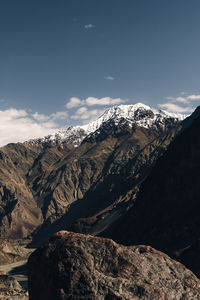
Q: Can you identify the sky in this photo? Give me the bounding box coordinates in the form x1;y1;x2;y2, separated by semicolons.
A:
0;0;200;145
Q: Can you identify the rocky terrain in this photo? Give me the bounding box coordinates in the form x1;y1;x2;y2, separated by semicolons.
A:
0;103;183;245
0;273;28;300
0;242;30;299
28;231;200;300
106;106;200;277
0;238;32;265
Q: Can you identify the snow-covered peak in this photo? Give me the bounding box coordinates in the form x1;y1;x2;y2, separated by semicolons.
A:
80;103;185;133
26;103;186;147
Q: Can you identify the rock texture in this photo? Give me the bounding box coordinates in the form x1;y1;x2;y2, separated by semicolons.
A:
28;231;200;300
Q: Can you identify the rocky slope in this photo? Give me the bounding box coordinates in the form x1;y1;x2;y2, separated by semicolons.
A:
0;143;43;238
0;238;32;265
0;103;183;243
0;273;27;299
0;142;68;239
28;231;200;300
107;106;200;277
29;121;181;245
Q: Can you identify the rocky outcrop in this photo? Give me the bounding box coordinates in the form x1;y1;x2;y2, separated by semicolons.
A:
27;231;200;300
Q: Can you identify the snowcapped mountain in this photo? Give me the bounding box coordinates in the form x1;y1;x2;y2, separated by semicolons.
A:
26;103;186;147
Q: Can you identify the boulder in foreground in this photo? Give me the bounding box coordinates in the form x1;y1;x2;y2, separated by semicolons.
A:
27;231;200;300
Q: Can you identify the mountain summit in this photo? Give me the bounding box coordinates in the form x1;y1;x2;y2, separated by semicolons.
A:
27;103;186;147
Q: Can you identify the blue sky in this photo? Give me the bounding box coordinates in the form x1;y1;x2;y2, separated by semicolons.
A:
0;0;200;144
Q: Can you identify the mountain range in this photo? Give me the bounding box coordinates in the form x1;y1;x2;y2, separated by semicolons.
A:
2;102;200;298
0;103;183;245
27;103;185;147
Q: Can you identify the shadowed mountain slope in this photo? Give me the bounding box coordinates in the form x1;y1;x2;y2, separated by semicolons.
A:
107;106;200;276
30;122;180;246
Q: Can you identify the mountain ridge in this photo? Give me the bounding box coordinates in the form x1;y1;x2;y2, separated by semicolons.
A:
25;103;186;147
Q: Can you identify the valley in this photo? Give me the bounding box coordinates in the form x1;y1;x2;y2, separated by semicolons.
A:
0;103;200;299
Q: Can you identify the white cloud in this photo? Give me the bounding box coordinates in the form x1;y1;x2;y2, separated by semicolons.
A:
86;97;126;106
66;96;127;109
32;111;68;122
187;94;200;101
71;107;104;121
32;112;49;121
66;97;82;109
51;111;68;120
168;94;200;104
75;107;88;115
0;106;71;146
67;96;126;122
175;97;188;104
4;108;28;118
84;24;94;30
104;76;114;81
0;108;59;146
161;93;200;115
159;103;194;114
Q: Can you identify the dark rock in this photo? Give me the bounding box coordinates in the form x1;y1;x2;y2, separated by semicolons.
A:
27;231;200;300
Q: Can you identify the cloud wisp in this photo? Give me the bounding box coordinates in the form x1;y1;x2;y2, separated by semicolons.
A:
84;24;94;30
66;96;127;109
159;93;200;114
66;96;127;122
104;76;114;81
159;103;194;114
66;97;82;109
71;107;105;122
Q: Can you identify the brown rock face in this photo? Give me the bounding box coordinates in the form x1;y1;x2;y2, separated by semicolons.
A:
27;231;200;300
